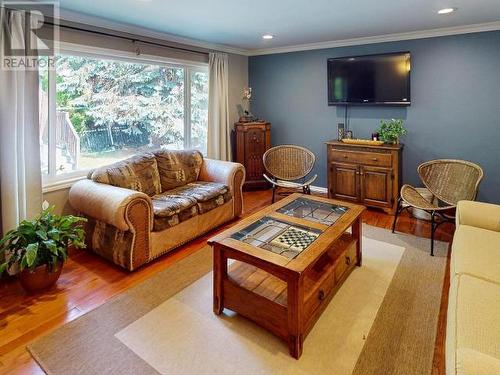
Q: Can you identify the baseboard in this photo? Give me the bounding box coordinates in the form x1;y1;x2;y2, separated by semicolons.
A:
310;185;328;194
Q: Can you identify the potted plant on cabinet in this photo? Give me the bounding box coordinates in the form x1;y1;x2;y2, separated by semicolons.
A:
377;119;407;144
0;206;86;293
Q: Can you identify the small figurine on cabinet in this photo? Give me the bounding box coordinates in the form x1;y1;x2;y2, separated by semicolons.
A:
239;87;256;123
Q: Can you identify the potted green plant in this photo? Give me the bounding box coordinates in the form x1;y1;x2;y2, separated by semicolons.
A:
377;119;407;144
0;206;86;293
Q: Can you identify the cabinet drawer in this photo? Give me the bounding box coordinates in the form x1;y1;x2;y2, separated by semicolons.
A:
334;242;357;282
330;149;392;167
303;270;335;319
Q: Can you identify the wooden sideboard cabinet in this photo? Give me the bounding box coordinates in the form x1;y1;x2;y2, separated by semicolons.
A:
234;121;271;190
326;141;403;214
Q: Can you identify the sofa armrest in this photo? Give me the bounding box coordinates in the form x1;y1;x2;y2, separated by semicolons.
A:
456;200;500;232
69;179;153;231
199;159;246;216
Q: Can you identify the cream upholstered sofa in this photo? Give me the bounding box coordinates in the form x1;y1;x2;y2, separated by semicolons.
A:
69;149;245;271
446;200;500;374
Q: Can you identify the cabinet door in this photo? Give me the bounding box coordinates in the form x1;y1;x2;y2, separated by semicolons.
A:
360;166;393;208
329;162;359;202
244;128;266;182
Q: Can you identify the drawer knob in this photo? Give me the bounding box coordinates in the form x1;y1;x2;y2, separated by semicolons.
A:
346;256;351;265
372;158;378;161
318;289;326;301
343;155;348;158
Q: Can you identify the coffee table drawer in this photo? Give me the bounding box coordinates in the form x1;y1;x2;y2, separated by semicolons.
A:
303;271;335;319
334;242;357;282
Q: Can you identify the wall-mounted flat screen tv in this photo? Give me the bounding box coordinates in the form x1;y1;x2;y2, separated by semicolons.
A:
327;52;411;106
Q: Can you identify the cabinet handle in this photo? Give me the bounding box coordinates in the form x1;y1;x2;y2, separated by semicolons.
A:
371;157;378;161
346;256;351;265
343;155;348;158
318;289;326;301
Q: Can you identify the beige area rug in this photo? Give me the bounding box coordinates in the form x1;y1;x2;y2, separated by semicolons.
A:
28;225;447;375
115;236;404;375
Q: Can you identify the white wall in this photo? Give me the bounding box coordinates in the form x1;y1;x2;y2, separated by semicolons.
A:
43;187;74;215
228;53;249;127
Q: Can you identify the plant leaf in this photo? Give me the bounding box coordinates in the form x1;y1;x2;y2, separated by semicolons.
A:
20;255;28;270
44;240;58;255
25;243;39;267
0;229;16;247
36;229;48;240
47;228;60;240
51;255;60;271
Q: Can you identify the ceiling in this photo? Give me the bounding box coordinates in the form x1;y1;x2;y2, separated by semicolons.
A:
59;0;500;53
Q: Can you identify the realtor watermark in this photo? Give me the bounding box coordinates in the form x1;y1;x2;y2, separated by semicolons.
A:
1;1;58;70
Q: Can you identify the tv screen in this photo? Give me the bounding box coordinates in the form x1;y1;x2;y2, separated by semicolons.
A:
327;52;411;106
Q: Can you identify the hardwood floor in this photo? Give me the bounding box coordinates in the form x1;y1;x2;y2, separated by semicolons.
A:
0;190;454;374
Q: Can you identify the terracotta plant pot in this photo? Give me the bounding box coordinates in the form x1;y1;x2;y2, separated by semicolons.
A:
18;263;63;293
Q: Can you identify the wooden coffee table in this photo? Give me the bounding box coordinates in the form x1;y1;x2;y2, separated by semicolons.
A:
208;193;365;359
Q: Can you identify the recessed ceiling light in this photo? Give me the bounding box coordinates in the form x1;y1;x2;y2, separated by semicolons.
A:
438;7;457;14
262;34;274;40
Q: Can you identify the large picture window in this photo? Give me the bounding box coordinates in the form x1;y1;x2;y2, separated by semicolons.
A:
39;50;208;185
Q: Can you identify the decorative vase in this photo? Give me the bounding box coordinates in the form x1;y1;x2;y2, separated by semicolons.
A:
18;262;63;293
388;137;399;145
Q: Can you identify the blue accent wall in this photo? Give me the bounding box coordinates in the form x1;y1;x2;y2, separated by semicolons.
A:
249;31;500;203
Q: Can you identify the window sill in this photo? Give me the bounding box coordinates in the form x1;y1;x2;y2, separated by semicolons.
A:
42;175;87;193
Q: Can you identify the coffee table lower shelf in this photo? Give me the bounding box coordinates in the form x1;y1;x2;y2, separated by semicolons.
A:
214;233;359;359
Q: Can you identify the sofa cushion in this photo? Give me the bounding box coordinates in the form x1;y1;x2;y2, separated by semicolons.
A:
152;205;198;232
451;225;500;284
151;182;232;231
89;153;161;196
446;274;500;374
153;149;203;191
151;193;198;231
167;181;232;214
152;194;197;217
197;191;233;214
168;181;230;202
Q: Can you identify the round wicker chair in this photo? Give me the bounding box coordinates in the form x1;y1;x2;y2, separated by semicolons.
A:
263;145;318;203
392;159;484;255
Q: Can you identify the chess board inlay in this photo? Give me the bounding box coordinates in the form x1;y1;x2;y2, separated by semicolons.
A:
231;217;322;259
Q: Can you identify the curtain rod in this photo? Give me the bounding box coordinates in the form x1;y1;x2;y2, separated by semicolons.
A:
46;21;210;57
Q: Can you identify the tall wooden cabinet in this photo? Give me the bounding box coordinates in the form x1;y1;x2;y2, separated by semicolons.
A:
234;121;271;190
326;141;403;214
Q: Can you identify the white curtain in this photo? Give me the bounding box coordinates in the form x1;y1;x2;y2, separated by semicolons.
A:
207;52;231;161
0;9;43;233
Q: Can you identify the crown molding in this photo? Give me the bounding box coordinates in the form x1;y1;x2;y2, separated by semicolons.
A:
53;11;500;58
57;9;250;56
247;21;500;56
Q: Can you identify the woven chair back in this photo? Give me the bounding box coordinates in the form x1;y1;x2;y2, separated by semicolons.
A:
263;145;316;181
418;159;484;206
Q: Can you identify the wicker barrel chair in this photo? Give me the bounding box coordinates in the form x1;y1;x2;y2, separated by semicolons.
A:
263;145;318;203
392;159;484;255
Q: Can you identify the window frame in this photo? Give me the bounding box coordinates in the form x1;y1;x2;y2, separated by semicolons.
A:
42;42;209;189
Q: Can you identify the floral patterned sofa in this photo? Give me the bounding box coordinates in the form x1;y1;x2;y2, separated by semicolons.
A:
69;149;245;270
